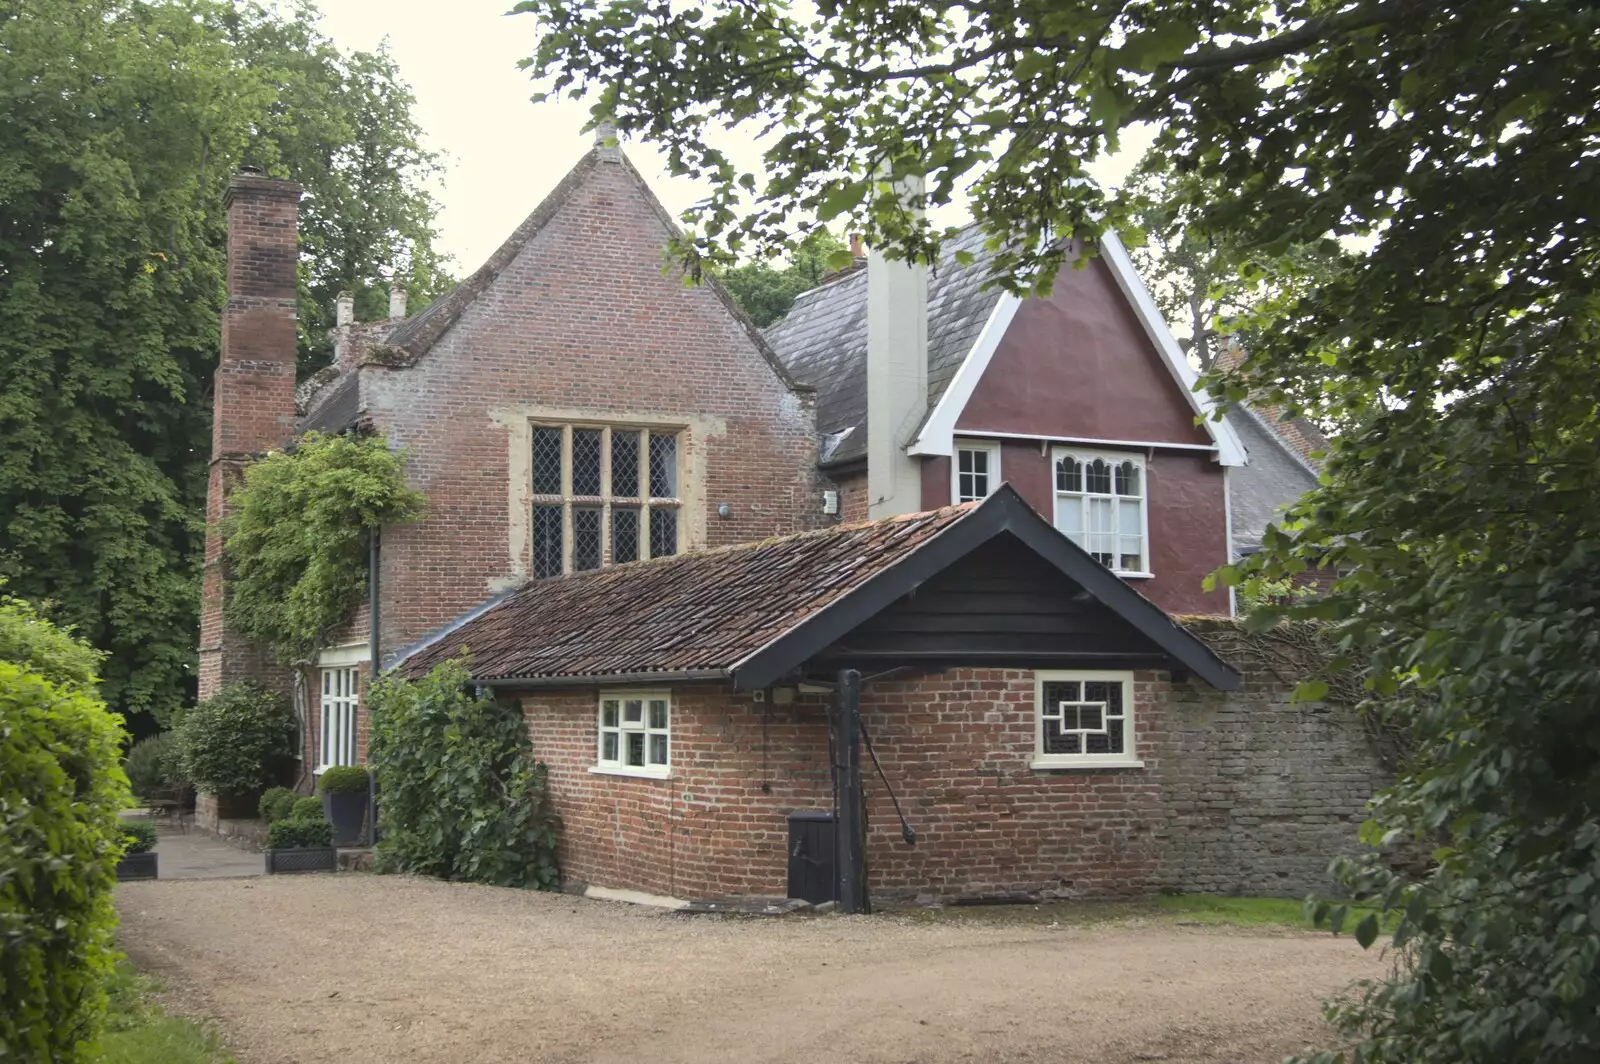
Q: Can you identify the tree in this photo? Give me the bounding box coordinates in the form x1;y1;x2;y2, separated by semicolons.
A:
0;0;448;730
515;2;1600;1059
716;227;847;327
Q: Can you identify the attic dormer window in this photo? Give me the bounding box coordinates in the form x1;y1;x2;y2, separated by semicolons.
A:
1052;449;1148;575
530;424;681;578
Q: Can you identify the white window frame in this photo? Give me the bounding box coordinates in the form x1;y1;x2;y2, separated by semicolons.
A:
1031;670;1142;770
316;643;367;772
1051;447;1152;577
952;439;1002;503
591;690;672;780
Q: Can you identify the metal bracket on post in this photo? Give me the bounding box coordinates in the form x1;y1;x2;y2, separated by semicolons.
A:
835;668;866;914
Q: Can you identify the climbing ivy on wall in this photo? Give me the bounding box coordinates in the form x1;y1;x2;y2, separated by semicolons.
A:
224;431;423;664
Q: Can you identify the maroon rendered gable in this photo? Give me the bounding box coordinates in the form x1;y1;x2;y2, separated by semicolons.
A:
955;255;1213;446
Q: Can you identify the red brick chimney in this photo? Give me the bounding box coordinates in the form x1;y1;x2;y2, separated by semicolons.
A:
198;169;301;717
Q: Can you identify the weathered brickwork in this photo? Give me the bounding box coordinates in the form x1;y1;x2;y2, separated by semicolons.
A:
520;652;1386;904
355;151;823;668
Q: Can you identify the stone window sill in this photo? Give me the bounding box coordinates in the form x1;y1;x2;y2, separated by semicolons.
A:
1030;758;1146;772
1114;571;1155;580
589;764;673;781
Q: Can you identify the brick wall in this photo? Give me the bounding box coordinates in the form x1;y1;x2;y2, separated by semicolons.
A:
359;149;823;666
517;643;1387;903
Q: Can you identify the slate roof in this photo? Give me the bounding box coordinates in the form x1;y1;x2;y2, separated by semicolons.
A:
399;503;975;684
396;485;1241;691
764;225;1004;466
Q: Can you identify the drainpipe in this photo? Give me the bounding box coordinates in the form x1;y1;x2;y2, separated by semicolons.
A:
835;669;866;914
367;526;380;846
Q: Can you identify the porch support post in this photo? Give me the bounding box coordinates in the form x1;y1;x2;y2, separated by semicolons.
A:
836;668;866;914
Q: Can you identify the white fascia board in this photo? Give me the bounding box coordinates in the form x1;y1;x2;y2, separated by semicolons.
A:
1098;232;1248;467
907;293;1022;457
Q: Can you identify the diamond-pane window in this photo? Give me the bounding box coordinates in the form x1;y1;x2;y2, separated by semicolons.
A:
532;427;563;495
532;504;562;579
650;507;677;558
527;424;682;577
572;429;602;496
649;433;677;498
611;507;639;564
611;432;640;499
573;507;602;572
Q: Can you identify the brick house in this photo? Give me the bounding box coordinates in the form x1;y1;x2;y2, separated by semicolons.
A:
200;132;1381;902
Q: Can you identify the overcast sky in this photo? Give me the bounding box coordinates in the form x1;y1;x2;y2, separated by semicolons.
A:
314;0;1149;276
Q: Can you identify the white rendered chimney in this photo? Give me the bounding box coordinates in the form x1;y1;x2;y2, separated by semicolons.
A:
866;179;929;519
388;282;407;320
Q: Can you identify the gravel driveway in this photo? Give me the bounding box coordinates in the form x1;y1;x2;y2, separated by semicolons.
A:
116;876;1380;1064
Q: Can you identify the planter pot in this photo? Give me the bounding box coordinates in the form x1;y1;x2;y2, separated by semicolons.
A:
264;846;337;874
322;791;368;847
117;851;159;882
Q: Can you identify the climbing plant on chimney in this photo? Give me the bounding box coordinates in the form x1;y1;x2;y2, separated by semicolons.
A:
223;431;423;664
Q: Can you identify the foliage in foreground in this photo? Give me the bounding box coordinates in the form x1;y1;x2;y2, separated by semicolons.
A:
224;431;424;665
0;0;449;730
0;605;129;1061
370;659;560;889
94;961;235;1064
515;1;1600;1059
173;682;295;798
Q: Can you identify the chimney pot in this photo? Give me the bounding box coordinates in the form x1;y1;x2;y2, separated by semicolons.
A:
388;282;407;320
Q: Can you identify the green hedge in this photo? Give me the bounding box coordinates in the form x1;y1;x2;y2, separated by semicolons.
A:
121;821;158;855
173;682;294;797
266;817;332;849
123;732;186;800
0;659;130;1060
258;786;298;824
369;658;559;888
317;764;370;795
290;796;323;822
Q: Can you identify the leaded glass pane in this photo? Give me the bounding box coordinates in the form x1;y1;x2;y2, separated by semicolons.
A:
601;700;619;727
532;427;563;495
626;732;646;767
602;732;618;761
650;507;678;558
573;507;602;572
611;431;641;499
649;433;677;498
1056;457;1081;492
648;700;667;729
1115;461;1140;497
611;507;639;564
1085;458;1112;494
572;429;602;496
532;504;563;578
649;734;668;766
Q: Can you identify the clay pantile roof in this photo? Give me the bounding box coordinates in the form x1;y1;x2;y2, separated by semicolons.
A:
395;486;1242;691
764;225;1004;466
398;503;976;684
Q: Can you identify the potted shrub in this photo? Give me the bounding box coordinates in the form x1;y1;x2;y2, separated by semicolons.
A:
258;785;298;824
117;822;159;881
318;765;371;846
263;809;336;874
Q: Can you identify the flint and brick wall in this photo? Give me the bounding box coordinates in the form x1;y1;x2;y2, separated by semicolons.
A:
520;650;1387;903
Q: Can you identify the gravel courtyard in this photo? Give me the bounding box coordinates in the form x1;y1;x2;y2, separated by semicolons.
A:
116;876;1381;1064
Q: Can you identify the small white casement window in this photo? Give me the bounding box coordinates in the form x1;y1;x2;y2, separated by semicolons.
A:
1032;671;1141;769
319;666;361;769
1053;449;1149;575
953;440;1001;503
594;692;670;779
